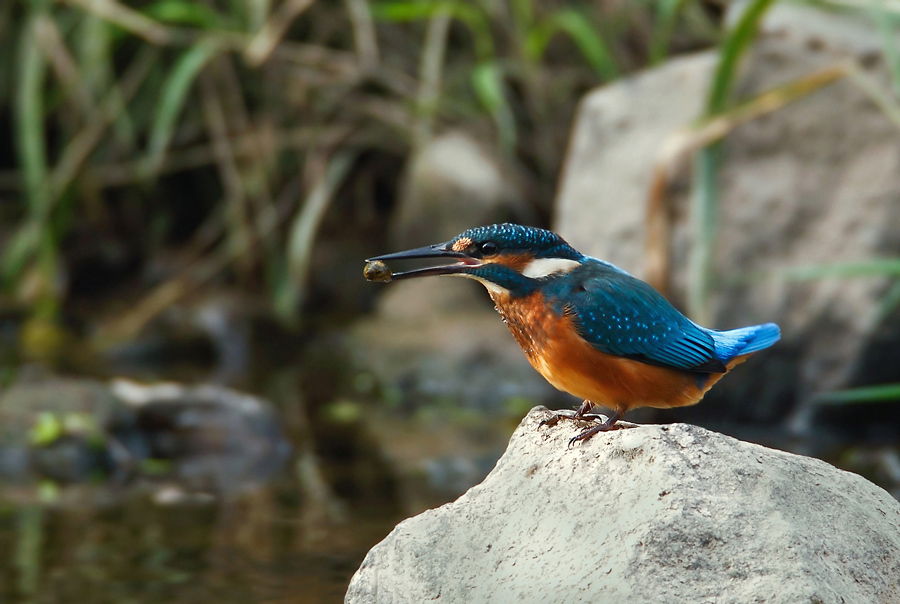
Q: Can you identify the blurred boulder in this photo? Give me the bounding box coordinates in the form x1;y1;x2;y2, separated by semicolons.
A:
554;8;900;426
347;408;900;604
111;379;291;493
100;291;267;386
352;291;561;415
391;130;525;248
0;374;124;483
0;374;290;492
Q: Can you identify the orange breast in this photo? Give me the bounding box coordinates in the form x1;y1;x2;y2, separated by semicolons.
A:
490;291;747;413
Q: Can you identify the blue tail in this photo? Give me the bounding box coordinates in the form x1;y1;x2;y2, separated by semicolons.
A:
708;322;781;364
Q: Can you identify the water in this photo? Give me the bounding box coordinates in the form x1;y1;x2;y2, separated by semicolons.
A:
0;474;402;603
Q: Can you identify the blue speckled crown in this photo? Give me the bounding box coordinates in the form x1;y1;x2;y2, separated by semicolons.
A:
452;223;583;260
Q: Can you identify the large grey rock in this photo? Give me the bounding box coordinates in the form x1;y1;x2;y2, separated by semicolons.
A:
556;51;717;274
554;9;900;418
347;407;900;604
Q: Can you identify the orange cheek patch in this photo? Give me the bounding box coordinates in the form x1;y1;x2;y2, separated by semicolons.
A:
489;253;534;272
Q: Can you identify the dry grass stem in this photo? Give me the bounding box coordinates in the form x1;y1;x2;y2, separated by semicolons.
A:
62;0;177;45
343;0;380;72
79;125;347;187
245;0;317;67
34;16;96;118
281;150;357;314
199;71;255;274
47;47;157;201
412;9;452;150
643;60;851;292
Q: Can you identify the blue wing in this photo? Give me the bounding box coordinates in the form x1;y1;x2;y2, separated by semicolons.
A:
551;261;725;373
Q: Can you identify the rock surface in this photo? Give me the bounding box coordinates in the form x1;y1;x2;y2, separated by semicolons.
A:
346;407;900;604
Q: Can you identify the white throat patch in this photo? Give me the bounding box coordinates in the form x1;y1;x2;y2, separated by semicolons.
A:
451;272;510;296
469;275;509;296
521;258;580;279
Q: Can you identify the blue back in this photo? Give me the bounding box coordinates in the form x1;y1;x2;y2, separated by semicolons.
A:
546;259;780;373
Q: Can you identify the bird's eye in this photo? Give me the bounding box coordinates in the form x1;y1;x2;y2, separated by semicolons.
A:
480;241;499;256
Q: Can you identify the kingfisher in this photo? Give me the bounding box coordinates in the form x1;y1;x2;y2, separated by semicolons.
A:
365;223;780;445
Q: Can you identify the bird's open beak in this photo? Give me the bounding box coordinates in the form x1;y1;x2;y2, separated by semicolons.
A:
366;243;480;280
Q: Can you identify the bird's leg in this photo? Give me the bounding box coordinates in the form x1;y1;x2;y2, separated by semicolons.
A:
568;409;622;447
539;400;603;428
572;400;594;420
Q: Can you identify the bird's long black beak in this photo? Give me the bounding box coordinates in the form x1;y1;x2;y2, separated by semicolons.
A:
366;243;479;280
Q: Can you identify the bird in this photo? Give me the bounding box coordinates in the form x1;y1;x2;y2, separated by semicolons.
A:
365;223;780;445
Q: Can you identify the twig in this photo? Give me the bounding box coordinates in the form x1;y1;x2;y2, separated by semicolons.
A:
343;0;380;72
61;0;420;103
91;143;352;345
85;124;350;187
199;69;255;275
62;0;179;45
244;0;317;67
643;60;851;294
210;56;280;260
412;8;452;150
277;150;357;319
34;15;96;118
47;46;158;201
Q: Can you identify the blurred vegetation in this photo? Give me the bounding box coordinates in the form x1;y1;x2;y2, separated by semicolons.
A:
1;0;899;403
0;0;719;347
2;2;900;601
683;0;900;404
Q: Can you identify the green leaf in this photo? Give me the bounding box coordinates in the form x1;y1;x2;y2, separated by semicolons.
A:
373;1;493;58
372;1;437;21
321;399;364;424
525;10;617;79
143;41;220;178
15;18;49;217
650;0;690;64
707;0;776;115
690;0;775;321
277;151;357;321
471;61;516;152
143;0;225;29
1;221;40;285
548;9;619;80
141;458;174;475
816;383;900;405
38;480;60;503
29;412;63;447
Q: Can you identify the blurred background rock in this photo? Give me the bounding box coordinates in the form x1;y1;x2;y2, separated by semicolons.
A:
0;0;899;602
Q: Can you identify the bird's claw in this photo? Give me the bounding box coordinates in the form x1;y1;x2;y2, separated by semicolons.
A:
567;422;616;447
538;415;562;429
543;408;623;447
538;408;588;429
